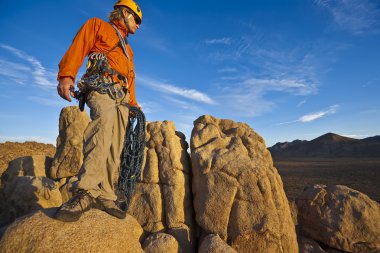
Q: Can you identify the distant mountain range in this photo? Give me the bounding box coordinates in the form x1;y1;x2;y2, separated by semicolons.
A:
268;133;380;159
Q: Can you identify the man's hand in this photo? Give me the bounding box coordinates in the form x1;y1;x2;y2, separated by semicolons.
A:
57;77;75;102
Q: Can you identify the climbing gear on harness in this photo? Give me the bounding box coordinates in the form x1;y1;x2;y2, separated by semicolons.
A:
114;0;142;24
74;52;127;111
76;52;127;98
117;105;146;211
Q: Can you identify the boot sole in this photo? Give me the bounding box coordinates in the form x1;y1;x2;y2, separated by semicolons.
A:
55;210;82;222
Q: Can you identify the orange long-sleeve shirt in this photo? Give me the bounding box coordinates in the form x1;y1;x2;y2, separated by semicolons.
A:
58;17;138;106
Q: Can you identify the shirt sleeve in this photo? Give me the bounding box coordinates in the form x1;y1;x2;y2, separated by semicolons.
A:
57;18;100;81
128;77;138;106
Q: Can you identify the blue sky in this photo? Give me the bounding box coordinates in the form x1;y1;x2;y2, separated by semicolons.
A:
0;0;379;147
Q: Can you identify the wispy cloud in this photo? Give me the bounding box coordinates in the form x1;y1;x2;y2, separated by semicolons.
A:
0;44;56;88
205;37;233;45
164;96;200;111
198;22;350;117
299;105;339;122
243;78;317;96
138;75;216;105
341;134;369;139
362;77;379;88
276;104;340;125
360;109;379;114
217;67;238;74
297;99;307;107
138;101;162;114
78;9;90;17
219;77;317;117
314;0;380;34
0;59;31;84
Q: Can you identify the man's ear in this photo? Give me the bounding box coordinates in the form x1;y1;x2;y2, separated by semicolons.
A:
121;8;127;18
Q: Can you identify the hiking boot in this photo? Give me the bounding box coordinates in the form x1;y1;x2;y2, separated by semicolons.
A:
55;190;95;222
95;198;126;219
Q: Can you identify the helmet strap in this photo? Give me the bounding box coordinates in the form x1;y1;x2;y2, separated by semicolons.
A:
117;8;131;31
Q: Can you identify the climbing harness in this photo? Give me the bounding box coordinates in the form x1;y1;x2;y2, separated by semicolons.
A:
74;23;132;111
77;52;126;95
116;105;146;211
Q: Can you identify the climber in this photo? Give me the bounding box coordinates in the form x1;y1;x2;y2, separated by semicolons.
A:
56;0;142;222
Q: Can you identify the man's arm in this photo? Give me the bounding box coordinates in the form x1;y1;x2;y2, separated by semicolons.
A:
57;18;100;101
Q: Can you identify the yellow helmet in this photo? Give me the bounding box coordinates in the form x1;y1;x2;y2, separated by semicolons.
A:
114;0;142;24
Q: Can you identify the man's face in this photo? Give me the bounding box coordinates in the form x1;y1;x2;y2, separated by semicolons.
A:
123;10;140;34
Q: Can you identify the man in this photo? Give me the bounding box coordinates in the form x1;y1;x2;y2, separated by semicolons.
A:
56;0;142;222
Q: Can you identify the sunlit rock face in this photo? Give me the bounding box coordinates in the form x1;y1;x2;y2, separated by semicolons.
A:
297;184;380;253
49;106;90;180
0;210;144;253
190;115;298;253
128;120;196;253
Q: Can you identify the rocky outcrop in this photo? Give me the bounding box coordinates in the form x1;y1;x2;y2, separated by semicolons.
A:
0;155;60;227
199;234;237;253
3;109;379;252
1;155;52;183
190;115;298;253
0;209;144;253
143;233;181;253
297;184;380;253
128;121;196;252
0;141;55;179
49;106;90;179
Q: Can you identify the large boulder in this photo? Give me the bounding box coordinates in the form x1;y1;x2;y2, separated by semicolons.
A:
128;121;196;252
0;209;144;253
190;115;298;253
297;184;380;253
49;106;90;179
